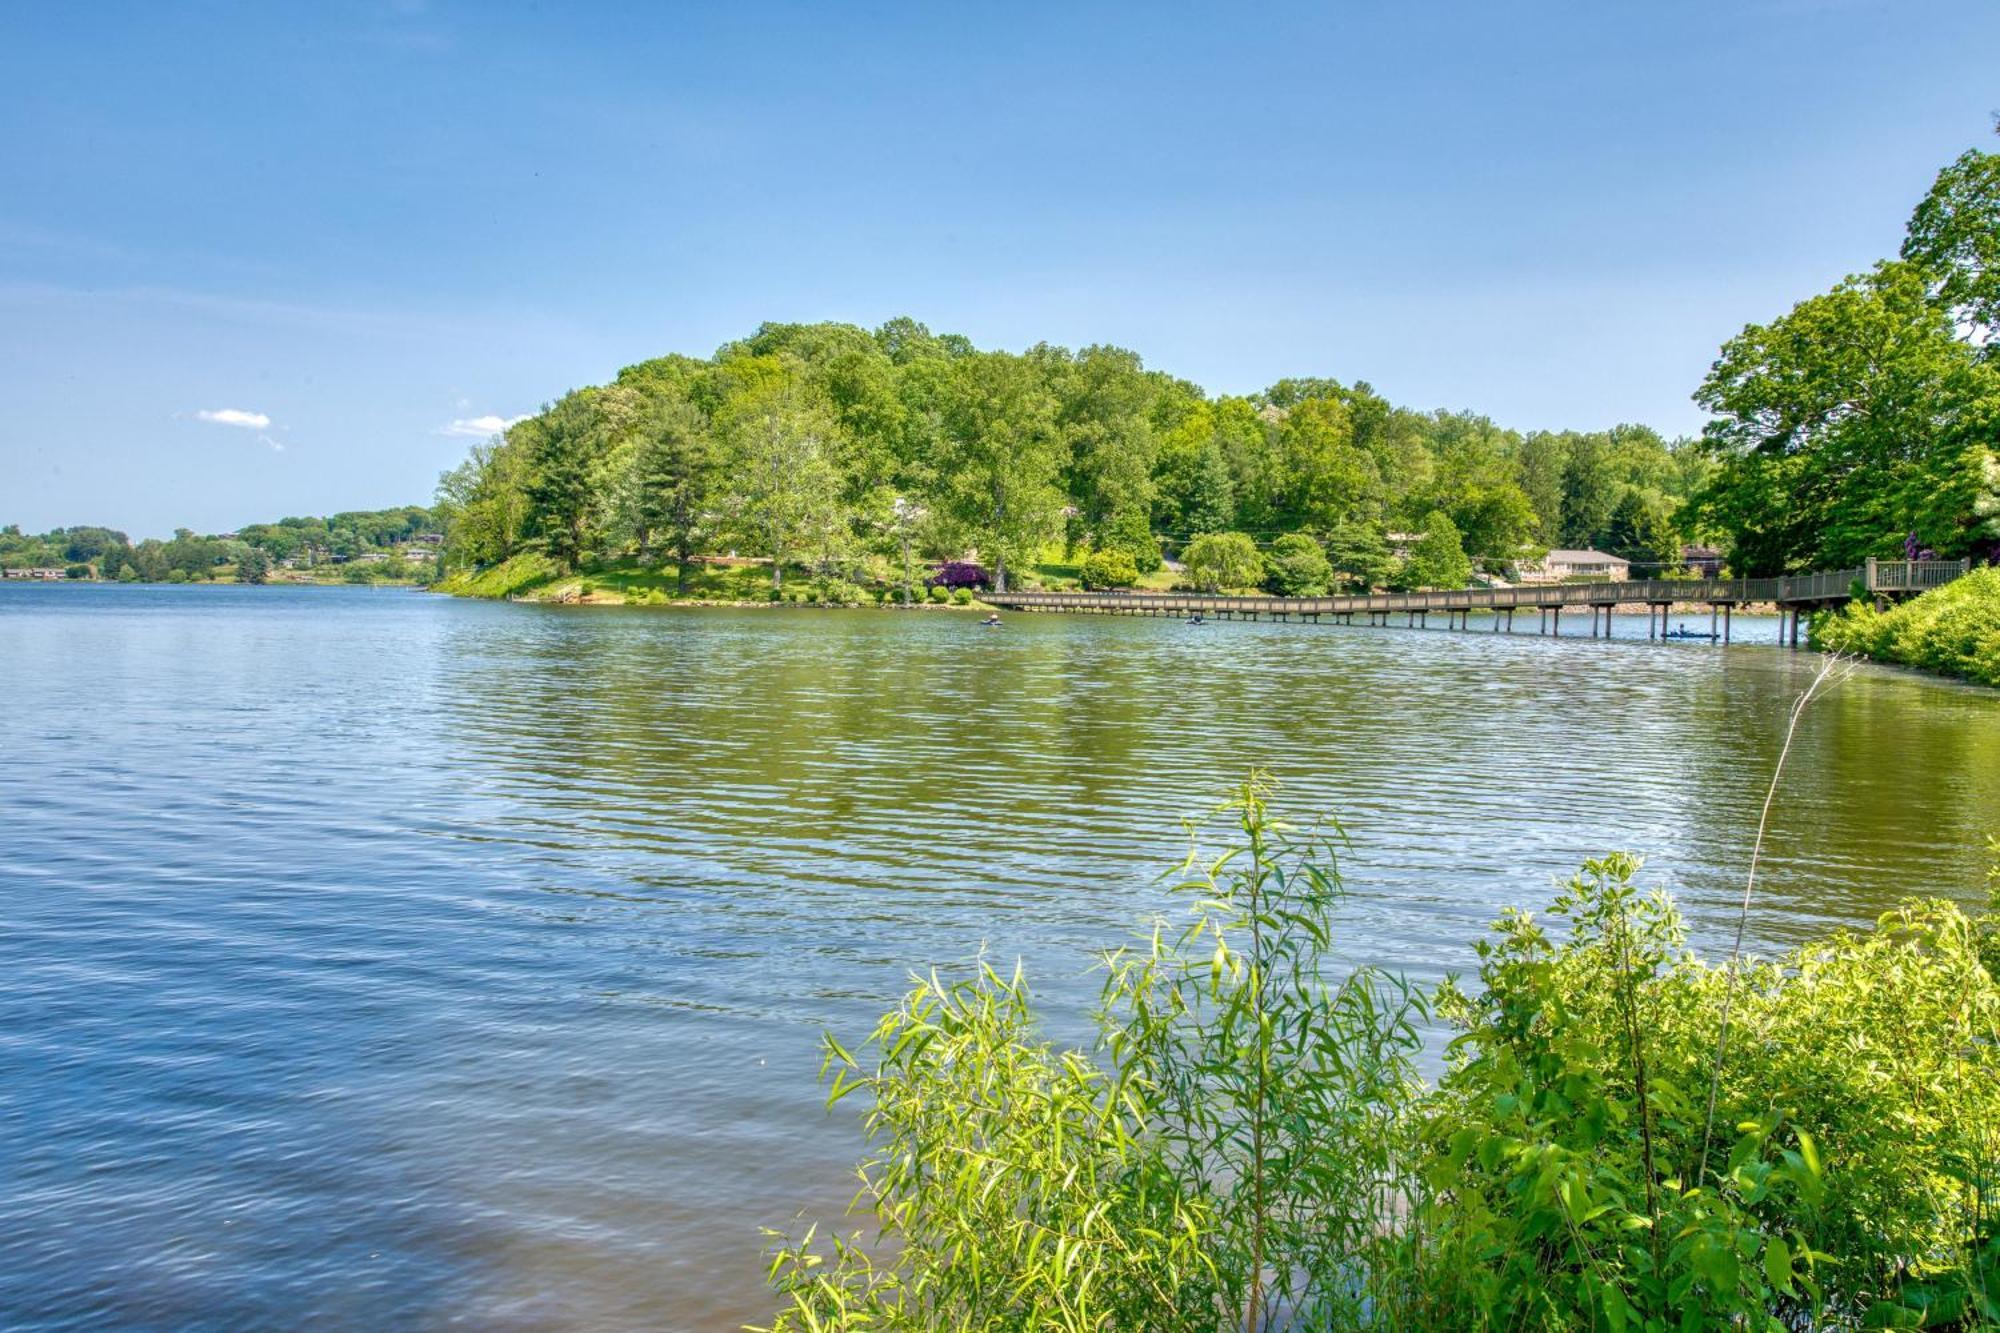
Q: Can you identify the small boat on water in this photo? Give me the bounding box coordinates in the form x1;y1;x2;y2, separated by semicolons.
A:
1664;629;1720;641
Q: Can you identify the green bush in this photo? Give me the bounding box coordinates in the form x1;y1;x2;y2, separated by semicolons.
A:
1182;532;1264;593
928;584;950;604
788;588;811;605
1815;566;2000;685
1079;547;1140;590
1263;532;1333;597
762;781;2000;1332
812;578;867;607
768;585;786;602
950;586;974;605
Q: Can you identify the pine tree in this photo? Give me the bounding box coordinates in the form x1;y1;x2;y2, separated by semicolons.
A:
632;397;719;592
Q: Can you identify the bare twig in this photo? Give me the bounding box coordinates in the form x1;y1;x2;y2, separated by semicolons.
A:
1698;652;1860;1179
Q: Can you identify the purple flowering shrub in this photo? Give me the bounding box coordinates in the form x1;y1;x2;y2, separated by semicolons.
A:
927;561;991;590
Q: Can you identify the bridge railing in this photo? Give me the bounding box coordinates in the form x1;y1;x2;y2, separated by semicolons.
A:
988;573;1868;617
1866;558;1969;592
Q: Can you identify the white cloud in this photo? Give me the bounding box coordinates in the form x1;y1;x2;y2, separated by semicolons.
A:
195;407;272;429
437;413;527;438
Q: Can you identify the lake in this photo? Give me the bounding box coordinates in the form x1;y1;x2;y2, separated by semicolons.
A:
4;583;1996;1329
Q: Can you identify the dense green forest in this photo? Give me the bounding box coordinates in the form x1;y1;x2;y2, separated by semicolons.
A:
0;507;438;583
432;322;1708;596
434;142;2000;595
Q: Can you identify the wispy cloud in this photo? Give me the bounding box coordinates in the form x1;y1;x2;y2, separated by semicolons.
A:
196;407;272;429
437;413;526;438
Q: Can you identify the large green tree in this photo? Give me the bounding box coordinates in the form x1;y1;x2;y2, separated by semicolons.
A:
1400;510;1472;590
522;390;613;571
723;373;846;591
1696;261;2000;572
935;352;1064;592
631;395;720;591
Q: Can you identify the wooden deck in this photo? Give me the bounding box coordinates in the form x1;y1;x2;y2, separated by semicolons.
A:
982;558;1970;646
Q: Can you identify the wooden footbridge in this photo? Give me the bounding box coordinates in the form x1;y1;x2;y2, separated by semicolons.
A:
984;558;1971;646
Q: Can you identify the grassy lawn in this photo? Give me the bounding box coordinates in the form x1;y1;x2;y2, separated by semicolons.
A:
436;553;996;609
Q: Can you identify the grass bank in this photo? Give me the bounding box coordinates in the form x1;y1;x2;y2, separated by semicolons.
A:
434;553;989;609
1814;566;2000;686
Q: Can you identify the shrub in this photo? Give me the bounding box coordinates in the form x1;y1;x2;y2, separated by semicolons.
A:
1182;532;1264;592
928;584;950;604
950;586;974;605
767;586;785;602
789;588;811;605
760;779;1425;1332
763;781;2000;1332
1815;566;2000;686
928;561;991;590
63;563;90;580
812;578;867;607
1263;533;1333;597
1079;547;1140;590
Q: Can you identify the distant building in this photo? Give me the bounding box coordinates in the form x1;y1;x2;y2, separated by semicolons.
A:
1385;531;1422;561
1682;543;1723;577
1514;549;1631;584
1;567;68;580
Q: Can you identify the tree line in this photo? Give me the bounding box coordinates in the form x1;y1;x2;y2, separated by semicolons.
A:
434;318;1711;594
0;507;439;583
433;135;1999;593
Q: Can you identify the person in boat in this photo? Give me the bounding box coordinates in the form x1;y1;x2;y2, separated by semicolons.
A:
1188;611;1205;626
982;612;1002;627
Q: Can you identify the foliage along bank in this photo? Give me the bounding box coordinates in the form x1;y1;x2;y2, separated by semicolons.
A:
1815;566;2000;686
1693;138;2000;574
432;140;2000;600
760;779;2000;1332
0;509;441;585
432;320;1712;601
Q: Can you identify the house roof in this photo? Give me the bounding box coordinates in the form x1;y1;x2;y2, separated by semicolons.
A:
1540;549;1627;563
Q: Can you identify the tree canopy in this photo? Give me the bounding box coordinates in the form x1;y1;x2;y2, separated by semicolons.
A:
1695;137;2000;573
430;318;1713;591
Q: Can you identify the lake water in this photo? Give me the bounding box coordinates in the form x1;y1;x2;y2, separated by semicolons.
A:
4;583;1996;1329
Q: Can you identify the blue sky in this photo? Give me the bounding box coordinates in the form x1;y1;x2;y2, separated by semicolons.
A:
3;2;1996;538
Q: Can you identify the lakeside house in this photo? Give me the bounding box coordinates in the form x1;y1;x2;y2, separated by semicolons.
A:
1513;548;1631;583
1683;543;1723;577
1;567;69;580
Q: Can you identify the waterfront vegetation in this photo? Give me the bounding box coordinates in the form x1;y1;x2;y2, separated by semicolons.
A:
0;508;440;584
1815;567;2000;686
761;779;2000;1331
417;141;1999;610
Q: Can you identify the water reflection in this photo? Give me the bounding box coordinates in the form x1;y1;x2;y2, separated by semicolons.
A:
2;586;1995;1329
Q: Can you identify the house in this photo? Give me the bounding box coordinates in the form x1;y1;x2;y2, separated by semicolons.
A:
1514;549;1631;584
1682;544;1723;577
1;567;68;580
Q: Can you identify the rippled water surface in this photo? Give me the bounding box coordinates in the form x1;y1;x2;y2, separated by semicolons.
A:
4;584;1997;1329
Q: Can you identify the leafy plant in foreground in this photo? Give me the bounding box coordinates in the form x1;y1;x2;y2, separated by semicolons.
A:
756;777;1425;1331
759;783;2000;1330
